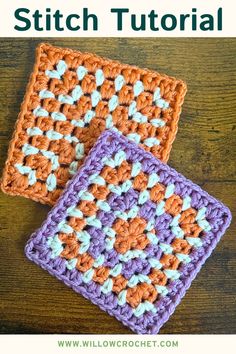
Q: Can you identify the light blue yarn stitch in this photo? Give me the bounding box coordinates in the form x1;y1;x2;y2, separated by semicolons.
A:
147;173;160;188
77;65;88;80
66;258;77;270
100;278;113;294
127;133;141;144
138;190;150;205
82;268;94;283
46;173;57;192
114;74;125;91
128;101;137;116
133;301;157;317
117;290;127;306
133;80;144;97
108;95;119;112
95;69;105;86
39;89;55;99
45;60;67;79
33;106;49;117
91;90;101;107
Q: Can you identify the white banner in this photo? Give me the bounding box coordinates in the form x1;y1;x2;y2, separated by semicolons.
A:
0;0;235;37
0;334;236;354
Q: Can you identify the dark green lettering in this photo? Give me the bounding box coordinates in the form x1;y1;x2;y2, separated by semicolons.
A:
111;8;129;31
148;10;159;31
66;14;80;31
14;8;31;31
46;8;51;31
180;14;190;31
54;10;64;31
218;8;222;30
200;14;214;31
131;14;146;31
33;10;43;31
192;8;197;30
83;8;98;31
161;14;177;31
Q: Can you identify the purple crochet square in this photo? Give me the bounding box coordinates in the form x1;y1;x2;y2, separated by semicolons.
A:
25;130;231;334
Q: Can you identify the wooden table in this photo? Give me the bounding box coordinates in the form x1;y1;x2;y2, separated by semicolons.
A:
0;38;235;334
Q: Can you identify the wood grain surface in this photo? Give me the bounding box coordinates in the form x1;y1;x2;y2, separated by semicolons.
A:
0;38;235;334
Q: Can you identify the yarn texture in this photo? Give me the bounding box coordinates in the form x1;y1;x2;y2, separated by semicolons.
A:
1;43;187;205
25;130;231;334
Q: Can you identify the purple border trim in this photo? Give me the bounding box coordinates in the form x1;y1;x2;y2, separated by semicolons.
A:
25;130;232;334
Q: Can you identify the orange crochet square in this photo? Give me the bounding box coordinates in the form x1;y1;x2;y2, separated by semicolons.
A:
1;43;187;205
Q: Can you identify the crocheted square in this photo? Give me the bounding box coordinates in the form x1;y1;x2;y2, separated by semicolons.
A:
25;130;231;334
1;43;187;205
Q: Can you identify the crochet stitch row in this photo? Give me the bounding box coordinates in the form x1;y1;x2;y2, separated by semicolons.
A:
1;43;187;205
25;130;231;334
